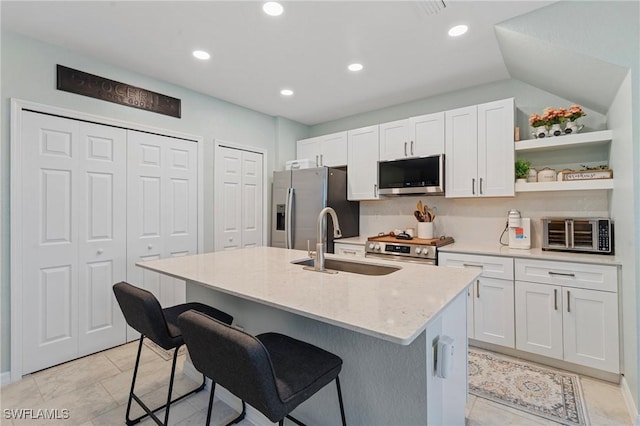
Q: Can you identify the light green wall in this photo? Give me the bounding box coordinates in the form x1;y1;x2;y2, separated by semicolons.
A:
310;78;608;136
0;31;308;374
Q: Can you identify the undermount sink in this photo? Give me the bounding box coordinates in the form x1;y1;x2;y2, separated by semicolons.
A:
291;258;400;276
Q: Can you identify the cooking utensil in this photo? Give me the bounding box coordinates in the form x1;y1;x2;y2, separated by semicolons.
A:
426;207;436;222
414;210;424;222
417;200;423;215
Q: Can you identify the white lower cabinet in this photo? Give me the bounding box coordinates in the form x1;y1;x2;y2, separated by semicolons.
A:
515;258;619;373
334;242;365;257
439;253;514;348
472;277;515;347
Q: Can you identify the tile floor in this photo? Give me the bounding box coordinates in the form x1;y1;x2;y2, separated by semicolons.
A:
0;341;634;425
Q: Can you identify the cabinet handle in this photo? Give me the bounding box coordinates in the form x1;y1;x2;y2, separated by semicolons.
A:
342;249;357;255
479;177;483;195
463;263;483;269
554;289;558;310
472;178;476;195
476;280;480;298
410;141;414;155
374;183;378;197
404;142;408;157
315;155;319;167
320;154;323;166
567;290;571;313
548;271;576;278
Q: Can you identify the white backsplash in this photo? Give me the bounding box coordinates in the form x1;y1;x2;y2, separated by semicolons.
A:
359;191;609;248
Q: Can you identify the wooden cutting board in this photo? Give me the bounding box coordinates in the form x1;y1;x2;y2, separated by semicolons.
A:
369;235;454;246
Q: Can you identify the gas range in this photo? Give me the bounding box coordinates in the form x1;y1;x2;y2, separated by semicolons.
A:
365;234;454;265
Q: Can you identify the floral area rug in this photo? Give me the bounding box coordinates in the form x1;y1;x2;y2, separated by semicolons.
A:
468;348;589;425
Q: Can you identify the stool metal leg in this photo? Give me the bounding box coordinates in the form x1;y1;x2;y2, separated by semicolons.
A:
205;380;247;426
336;376;347;426
282;376;346;426
125;336;207;426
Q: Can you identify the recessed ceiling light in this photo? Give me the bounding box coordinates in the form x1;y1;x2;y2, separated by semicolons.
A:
263;2;284;16
448;25;468;37
348;63;364;72
280;89;294;96
192;50;210;60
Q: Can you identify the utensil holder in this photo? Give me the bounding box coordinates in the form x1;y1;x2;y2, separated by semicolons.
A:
417;222;434;239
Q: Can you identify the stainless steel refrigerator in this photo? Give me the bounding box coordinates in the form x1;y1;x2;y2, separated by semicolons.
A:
271;167;359;253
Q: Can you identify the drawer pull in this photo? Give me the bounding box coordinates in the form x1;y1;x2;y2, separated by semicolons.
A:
342;249;357;255
548;271;576;278
554;289;558;310
463;263;484;269
567;290;571;313
476;280;480;298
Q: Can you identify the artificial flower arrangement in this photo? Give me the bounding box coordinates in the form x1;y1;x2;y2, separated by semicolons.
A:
529;105;586;137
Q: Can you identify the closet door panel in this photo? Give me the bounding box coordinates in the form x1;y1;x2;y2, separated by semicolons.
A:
21;112;80;374
78;123;127;356
127;131;197;309
241;150;263;248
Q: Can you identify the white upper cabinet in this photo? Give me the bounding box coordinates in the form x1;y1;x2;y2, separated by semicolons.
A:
296;131;347;167
445;98;515;198
379;112;444;161
347;125;380;200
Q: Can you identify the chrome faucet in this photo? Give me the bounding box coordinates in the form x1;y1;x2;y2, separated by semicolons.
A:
312;207;342;272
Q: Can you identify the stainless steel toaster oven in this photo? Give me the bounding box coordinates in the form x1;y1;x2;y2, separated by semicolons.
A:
542;218;613;254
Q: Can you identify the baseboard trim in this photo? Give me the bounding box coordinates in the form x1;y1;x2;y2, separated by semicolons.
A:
182;357;272;426
1;371;11;386
620;376;640;425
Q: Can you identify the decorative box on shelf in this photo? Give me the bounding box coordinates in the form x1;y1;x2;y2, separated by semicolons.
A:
562;169;613;181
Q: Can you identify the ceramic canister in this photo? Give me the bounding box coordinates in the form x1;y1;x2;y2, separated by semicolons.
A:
537;167;556;183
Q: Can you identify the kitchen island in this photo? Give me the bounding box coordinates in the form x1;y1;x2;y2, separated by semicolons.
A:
137;247;479;425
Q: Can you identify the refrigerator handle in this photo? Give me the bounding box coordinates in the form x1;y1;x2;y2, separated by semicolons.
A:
285;187;294;249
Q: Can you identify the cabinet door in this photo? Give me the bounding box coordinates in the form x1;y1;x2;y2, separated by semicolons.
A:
563;288;619;373
334;242;365;257
473;277;515;347
445;105;478;198
515;281;563;359
379;119;409;161
410;112;445;157
296;137;321;166
478;98;514;197
320;132;347;166
347;125;380;200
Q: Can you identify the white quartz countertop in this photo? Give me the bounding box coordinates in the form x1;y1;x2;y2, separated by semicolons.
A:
136;247;479;345
439;243;621;266
333;236;369;245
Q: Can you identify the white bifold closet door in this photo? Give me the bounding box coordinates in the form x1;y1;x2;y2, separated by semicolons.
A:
214;146;263;251
126;131;198;309
21;111;127;374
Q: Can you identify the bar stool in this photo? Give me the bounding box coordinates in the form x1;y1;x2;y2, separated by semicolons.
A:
178;310;347;426
112;281;235;426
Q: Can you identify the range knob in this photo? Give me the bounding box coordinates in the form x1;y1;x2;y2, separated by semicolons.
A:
375;243;381;251
415;247;422;254
368;243;375;250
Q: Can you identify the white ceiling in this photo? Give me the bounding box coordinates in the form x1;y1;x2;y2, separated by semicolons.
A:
1;1;554;125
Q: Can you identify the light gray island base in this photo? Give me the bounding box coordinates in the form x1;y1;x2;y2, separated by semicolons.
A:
137;247;478;425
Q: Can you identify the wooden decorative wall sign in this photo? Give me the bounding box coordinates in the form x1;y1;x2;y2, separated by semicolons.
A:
56;65;181;118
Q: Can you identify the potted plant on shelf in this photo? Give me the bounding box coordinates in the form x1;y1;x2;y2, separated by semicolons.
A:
563;104;586;134
542;107;565;136
529;113;548;138
515;159;531;183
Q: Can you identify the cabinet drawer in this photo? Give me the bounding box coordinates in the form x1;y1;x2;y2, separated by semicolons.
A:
515;259;617;293
438;253;513;281
334;243;365;257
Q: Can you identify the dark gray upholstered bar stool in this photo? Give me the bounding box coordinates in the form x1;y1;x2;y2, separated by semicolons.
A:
112;282;236;426
178;310;347;426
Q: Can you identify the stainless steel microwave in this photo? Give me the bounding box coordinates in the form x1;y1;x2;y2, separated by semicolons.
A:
378;154;444;196
542;217;613;254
